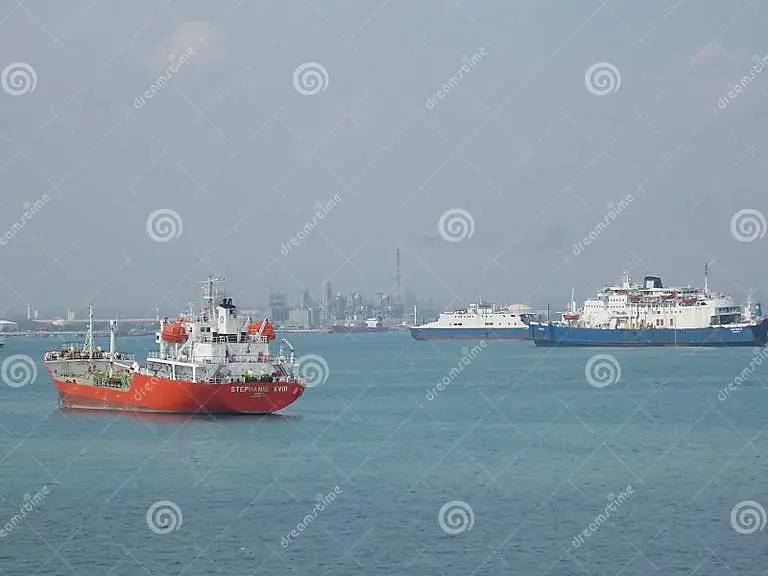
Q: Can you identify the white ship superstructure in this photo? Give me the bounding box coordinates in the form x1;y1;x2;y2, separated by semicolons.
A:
148;277;300;383
410;302;536;340
564;268;758;330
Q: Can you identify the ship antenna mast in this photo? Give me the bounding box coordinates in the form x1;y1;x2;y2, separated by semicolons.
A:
202;275;222;319
621;260;631;289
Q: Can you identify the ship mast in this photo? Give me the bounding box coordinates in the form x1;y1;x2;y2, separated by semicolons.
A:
109;318;117;357
201;275;215;320
87;304;94;361
621;261;631;289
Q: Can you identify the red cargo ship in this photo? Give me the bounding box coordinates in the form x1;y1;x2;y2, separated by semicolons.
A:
44;277;306;414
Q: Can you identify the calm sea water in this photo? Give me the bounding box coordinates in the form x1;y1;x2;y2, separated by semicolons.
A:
1;333;768;575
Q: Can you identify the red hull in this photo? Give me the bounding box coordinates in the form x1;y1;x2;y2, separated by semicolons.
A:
49;371;304;415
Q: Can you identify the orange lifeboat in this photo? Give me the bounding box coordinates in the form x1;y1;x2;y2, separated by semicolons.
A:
247;320;276;340
161;321;188;343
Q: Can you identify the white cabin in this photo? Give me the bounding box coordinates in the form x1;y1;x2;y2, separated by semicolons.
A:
419;302;536;329
571;271;758;330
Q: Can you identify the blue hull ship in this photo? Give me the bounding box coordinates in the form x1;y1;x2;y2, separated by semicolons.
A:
531;321;768;347
409;302;535;341
532;267;767;348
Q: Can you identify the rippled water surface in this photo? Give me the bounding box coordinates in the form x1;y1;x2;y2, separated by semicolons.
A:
1;333;768;575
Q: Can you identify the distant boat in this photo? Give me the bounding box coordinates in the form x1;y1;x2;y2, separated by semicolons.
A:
409;302;536;340
530;267;768;347
326;317;389;333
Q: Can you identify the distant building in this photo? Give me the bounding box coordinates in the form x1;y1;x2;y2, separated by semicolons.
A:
288;308;314;329
333;293;346;323
0;320;18;332
269;290;289;322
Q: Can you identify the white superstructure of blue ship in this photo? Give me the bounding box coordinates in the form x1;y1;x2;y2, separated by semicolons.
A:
531;266;768;347
409;302;536;340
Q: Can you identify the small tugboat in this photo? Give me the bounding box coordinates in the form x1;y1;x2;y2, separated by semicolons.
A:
531;265;768;347
44;276;306;414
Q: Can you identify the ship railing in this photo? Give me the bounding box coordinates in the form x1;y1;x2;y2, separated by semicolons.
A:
205;375;282;384
108;352;136;361
44;350;137;362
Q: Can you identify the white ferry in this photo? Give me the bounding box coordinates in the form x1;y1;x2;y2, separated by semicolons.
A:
409;302;536;340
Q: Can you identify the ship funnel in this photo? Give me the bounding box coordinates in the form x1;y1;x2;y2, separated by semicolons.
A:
643;276;663;289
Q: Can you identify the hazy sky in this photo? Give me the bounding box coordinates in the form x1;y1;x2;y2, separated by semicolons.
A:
1;0;767;318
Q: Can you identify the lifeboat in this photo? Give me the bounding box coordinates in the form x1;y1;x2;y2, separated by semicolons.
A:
629;294;642;301
562;313;579;321
161;321;188;343
248;320;276;340
662;293;677;300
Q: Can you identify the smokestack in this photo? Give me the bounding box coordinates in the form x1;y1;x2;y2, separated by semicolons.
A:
704;262;709;294
395;246;401;307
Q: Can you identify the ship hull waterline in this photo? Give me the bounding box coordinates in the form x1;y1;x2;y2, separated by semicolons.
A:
530;321;768;347
410;327;530;340
327;327;389;334
48;370;305;415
